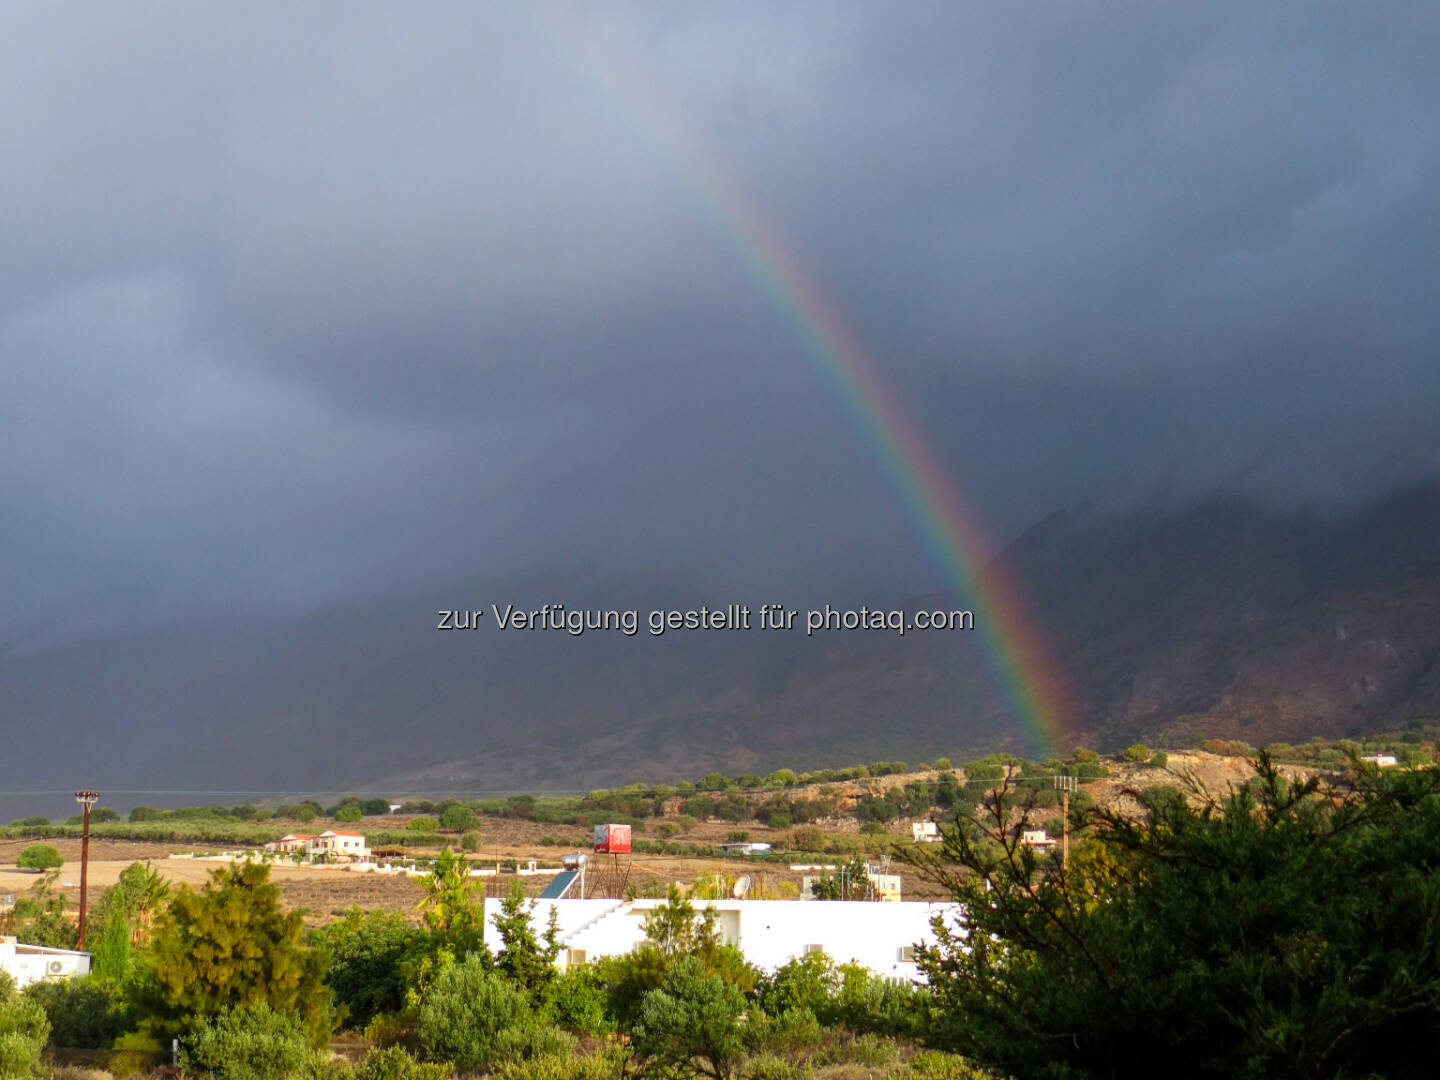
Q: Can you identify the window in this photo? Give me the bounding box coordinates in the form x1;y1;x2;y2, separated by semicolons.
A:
897;945;916;962
567;948;588;965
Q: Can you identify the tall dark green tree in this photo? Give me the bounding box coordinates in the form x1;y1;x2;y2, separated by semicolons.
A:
910;755;1440;1079
492;881;560;996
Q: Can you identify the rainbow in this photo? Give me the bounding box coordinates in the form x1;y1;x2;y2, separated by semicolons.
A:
529;6;1073;756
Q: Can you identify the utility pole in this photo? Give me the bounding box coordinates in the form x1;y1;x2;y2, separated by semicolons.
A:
1054;776;1077;870
74;791;100;949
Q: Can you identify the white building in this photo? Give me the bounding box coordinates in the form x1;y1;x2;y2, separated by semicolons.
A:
0;936;90;989
1020;830;1056;849
266;833;316;853
1361;754;1399;767
309;831;368;858
911;821;940;843
484;898;959;983
263;830;368;860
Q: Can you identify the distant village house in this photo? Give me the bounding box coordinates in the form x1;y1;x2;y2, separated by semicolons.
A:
264;830;368;860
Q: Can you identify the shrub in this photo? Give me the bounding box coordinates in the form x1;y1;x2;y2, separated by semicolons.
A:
334;807;362;824
1149;750;1168;769
14;846;62;872
632;957;748;1080
460;831;480;853
406;817;438;833
759;953;838;1020
1122;743;1151;763
355;1046;451;1080
539;968;613;1037
415;956;533;1072
0;974;48;1080
180;1002;309;1080
312;910;425;1030
904;1051;990;1080
22;978;131;1049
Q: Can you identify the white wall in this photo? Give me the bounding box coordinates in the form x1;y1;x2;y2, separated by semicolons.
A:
483;898;960;982
0;937;91;989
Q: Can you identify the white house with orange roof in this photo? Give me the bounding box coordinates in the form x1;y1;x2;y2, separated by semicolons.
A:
264;831;368;860
266;833;317;853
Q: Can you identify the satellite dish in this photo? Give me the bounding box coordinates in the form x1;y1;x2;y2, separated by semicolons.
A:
733;874;752;898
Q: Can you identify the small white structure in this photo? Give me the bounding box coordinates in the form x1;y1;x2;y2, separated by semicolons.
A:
719;842;772;856
1021;830;1056;849
0;936;90;989
911;821;940;843
1361;754;1399;767
484;898;958;982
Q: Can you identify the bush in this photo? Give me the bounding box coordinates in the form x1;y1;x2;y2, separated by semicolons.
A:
460;831;480;853
904;1051;990;1080
759;953;838;1020
14;846;62;872
406;817;438;833
1122;743;1151;763
180;1002;310;1080
312;910;425;1030
539;968;613;1037
1149;750;1168;769
22;978;131;1049
632;957;748;1080
415;956;533;1072
334;807;363;824
0;974;48;1080
355;1046;450;1080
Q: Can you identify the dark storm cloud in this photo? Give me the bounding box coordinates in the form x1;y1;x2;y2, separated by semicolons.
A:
2;1;1437;643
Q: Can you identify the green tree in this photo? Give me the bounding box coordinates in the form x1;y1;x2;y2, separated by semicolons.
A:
808;859;869;901
640;886;722;959
415;850;487;960
1122;743;1151;762
912;754;1440;1078
406;817;438;833
2;874;76;949
493;881;560;996
438;806;477;832
334;806;362;824
14;847;61;873
632;956;748;1080
311;909;425;1029
141;862;334;1043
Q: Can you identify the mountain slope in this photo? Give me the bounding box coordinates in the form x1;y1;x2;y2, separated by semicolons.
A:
4;485;1439;810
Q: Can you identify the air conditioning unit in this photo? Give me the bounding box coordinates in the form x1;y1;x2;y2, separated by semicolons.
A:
567;949;587;966
47;960;64;975
897;946;916;962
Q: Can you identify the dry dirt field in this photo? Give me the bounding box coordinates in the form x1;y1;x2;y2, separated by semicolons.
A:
9;756;1274;926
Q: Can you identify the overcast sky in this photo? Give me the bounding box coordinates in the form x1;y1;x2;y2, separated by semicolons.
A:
3;1;1438;645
